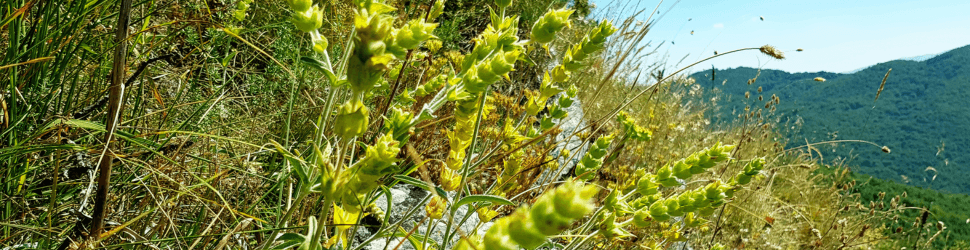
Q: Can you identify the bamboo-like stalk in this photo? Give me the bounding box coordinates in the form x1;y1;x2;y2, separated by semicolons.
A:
89;0;133;244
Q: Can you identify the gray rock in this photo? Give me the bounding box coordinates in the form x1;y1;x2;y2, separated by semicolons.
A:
540;95;589;186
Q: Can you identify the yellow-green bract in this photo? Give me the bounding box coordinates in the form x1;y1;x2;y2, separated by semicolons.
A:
485;180;598;250
333;100;369;139
530;8;573;44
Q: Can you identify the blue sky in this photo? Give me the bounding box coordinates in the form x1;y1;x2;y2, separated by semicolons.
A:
587;0;970;73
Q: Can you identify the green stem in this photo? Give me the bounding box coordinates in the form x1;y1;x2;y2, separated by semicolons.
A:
458;89;489;196
309;196;334;249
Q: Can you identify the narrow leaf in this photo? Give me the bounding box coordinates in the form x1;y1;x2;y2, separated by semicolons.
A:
454;195;514;209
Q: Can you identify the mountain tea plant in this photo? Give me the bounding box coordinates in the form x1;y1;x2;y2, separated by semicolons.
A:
255;0;791;249
3;0;949;249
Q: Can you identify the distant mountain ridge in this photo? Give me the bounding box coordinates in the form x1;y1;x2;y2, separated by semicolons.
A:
690;43;970;193
843;51;946;74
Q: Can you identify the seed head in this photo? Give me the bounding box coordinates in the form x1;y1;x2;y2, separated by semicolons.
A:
759;45;785;59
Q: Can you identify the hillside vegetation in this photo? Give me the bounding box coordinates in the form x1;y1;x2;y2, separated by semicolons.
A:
690;45;970;194
0;0;957;249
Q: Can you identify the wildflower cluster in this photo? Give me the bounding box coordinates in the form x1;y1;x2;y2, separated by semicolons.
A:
733;157;765;185
337;133;401;212
454;180;598;250
617;111;652;141
575;134;615;181
443;3;529;188
649;142;734;186
525;19;614;133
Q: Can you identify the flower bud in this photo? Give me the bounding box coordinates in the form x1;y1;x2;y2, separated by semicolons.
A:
637;174;660;196
649;200;670;221
355;133;401;176
665;198;683;216
426;196;447;219
286;0;312;12
483;219;519;250
310;30;329;54
478;207;499;222
429;0;446;20
531;8;574;44
495;0;511;9
334;100;369;139
633;208;652;227
396;20;438;49
292;6;323;32
550;65;570;82
678;192;697;213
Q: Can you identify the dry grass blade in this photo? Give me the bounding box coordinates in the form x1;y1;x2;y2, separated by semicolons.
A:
0;56;54;71
875;68;892;102
214;218;254;250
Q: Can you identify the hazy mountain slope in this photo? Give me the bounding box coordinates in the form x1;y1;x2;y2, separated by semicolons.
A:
690;44;970;193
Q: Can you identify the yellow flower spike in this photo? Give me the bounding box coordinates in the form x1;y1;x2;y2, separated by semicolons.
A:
426;196;447;220
486;180;596;250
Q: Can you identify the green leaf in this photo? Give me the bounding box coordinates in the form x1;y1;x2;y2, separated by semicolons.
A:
393;175;439;196
300;56;338;86
271;233;306;250
454;194;514;209
435;186;448;199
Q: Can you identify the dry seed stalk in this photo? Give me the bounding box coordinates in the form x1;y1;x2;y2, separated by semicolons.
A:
759;45;785;60
875;68;892;102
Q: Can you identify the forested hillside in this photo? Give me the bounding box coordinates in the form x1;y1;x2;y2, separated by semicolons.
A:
691;44;970;193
